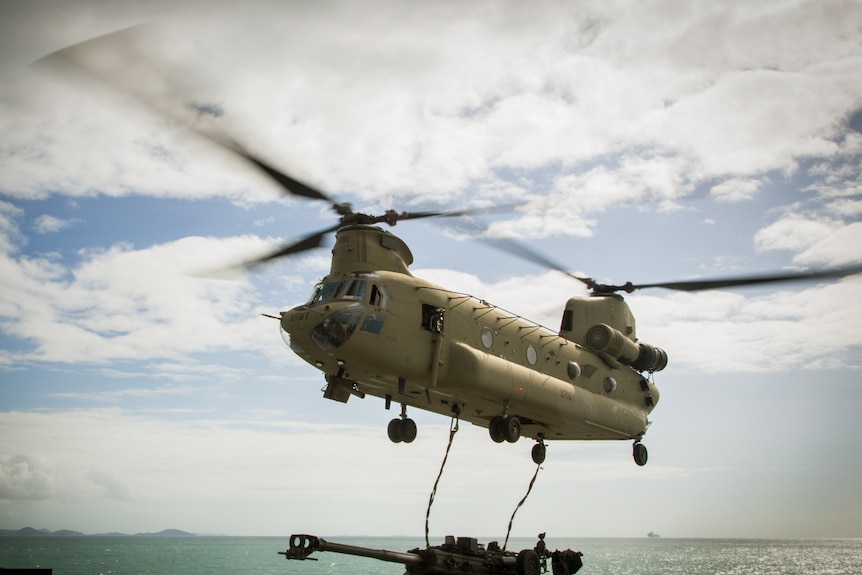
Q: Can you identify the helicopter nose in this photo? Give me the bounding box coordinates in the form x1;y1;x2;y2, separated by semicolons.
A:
280;306;319;355
280;302;364;353
308;303;364;351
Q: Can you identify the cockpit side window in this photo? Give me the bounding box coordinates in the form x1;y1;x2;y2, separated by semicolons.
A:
369;284;389;308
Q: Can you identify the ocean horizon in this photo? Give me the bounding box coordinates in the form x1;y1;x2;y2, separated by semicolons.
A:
2;533;861;575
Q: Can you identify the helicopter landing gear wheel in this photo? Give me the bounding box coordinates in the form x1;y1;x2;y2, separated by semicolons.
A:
633;441;648;466
387;417;417;443
489;415;505;443
400;418;417;443
387;418;403;443
490;414;521;443
531;441;547;465
503;415;521;443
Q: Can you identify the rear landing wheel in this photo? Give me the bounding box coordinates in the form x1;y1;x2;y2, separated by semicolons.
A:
489;416;505;443
490;415;522;443
531;442;546;465
387;418;417;443
503;415;521;443
633;442;648;466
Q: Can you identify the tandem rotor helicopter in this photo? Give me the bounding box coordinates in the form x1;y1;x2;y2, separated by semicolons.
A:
243;170;861;467
42;28;862;468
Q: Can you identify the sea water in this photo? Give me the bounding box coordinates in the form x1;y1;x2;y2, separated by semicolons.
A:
1;536;861;575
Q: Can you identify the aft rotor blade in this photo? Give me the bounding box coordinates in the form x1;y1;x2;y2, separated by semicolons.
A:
481;236;598;291
628;264;862;292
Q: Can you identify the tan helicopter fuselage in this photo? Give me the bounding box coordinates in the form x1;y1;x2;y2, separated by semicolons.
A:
280;225;661;443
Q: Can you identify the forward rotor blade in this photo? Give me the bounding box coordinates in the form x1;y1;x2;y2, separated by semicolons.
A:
393;203;524;222
213;136;336;204
238;223;342;269
628;264;862;292
36;26;337;207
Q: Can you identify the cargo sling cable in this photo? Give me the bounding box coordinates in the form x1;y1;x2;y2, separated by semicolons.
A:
424;405;544;552
425;409;460;548
503;460;542;551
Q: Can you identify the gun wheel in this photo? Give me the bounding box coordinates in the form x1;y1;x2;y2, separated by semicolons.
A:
516;549;541;575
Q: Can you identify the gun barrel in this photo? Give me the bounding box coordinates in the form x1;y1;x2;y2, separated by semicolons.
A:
317;538;424;566
281;534;423;566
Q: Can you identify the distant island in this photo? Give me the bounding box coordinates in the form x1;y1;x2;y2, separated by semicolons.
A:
0;527;196;537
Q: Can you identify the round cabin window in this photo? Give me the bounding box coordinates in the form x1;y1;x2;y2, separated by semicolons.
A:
526;345;538;366
481;327;494;349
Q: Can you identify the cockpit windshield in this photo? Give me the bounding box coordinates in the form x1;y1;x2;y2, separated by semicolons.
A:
307;273;388;308
309;281;340;303
337;279;366;301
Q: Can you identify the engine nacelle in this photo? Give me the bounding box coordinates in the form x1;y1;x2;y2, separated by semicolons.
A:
584;323;668;372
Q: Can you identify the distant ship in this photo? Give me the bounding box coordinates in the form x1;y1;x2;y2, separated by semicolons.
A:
647;532;660;538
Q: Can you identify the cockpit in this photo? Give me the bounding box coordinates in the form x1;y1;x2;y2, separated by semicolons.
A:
284;273;390;352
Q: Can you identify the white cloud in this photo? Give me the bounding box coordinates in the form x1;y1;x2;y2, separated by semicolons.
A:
663;69;841;176
0;202;25;259
754;215;838;254
632;276;862;372
0;230;291;365
32;214;74;234
825;198;862;218
3;398;858;537
0;407;705;535
484;212;597;240
794;222;862;267
710;177;766;202
3;0;860;214
0;455;56;500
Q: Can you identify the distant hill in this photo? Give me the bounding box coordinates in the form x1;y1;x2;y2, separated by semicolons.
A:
0;527;84;537
133;529;196;537
0;527;195;537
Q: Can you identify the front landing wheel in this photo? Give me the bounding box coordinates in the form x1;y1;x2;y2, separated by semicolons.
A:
633;442;648;466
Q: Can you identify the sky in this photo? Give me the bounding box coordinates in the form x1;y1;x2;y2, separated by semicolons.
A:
1;0;862;539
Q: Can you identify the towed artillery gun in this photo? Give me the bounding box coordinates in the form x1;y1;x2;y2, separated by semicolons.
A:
279;533;583;575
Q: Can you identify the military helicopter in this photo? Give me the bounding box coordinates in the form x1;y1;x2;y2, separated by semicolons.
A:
240;165;861;467
41;30;862;467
